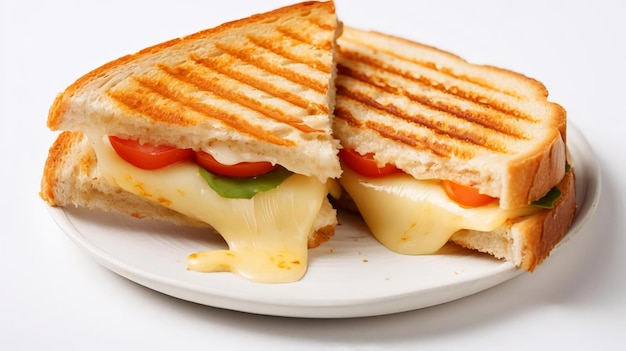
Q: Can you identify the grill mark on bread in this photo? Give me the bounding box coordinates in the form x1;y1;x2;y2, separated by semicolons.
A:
108;87;194;126
277;24;333;51
339;47;536;123
410;96;527;139
367;121;459;158
108;76;295;147
104;8;336;149
192;54;328;116
334;106;471;159
215;42;327;94
160;63;323;134
335;83;508;154
340;62;526;139
248;32;330;73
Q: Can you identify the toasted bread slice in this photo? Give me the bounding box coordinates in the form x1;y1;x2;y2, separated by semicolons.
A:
334;27;567;208
450;168;576;271
331;27;576;271
48;1;342;182
332;166;576;271
41;132;337;249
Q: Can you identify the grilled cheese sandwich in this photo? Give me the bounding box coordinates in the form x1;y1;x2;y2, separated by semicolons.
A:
41;1;342;283
332;27;576;271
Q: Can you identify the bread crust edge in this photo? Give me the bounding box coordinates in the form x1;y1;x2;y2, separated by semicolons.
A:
451;168;577;271
47;1;336;131
40;131;336;249
336;27;569;209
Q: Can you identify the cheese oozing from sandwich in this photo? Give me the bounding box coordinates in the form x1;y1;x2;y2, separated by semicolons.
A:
90;136;329;283
339;167;539;254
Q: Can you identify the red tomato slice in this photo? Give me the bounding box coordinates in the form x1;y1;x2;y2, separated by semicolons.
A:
195;151;278;178
108;136;194;170
338;148;400;177
441;180;497;207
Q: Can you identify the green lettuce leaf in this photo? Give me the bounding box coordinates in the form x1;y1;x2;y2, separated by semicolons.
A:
530;162;571;209
531;187;562;209
199;166;293;199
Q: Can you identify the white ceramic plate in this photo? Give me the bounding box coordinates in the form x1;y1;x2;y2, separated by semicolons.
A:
48;124;600;318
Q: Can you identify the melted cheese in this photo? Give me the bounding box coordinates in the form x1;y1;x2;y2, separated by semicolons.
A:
339;167;538;254
91;137;329;283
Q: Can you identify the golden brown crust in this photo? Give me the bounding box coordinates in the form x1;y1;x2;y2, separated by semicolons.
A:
45;1;341;182
308;224;335;248
40;131;82;205
40;131;336;248
41;132;208;227
47;1;335;131
504;128;566;208
334;26;567;208
515;168;577;271
451;169;577;271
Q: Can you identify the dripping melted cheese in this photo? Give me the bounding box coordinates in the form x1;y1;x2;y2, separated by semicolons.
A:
91;137;329;283
339;167;539;254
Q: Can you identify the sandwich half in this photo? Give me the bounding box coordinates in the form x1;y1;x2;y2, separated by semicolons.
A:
333;26;576;271
41;1;342;283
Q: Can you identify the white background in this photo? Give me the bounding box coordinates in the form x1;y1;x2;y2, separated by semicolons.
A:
2;0;625;349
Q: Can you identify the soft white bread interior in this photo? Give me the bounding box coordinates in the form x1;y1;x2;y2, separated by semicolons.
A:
334;27;567;208
40;132;337;249
47;1;342;182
